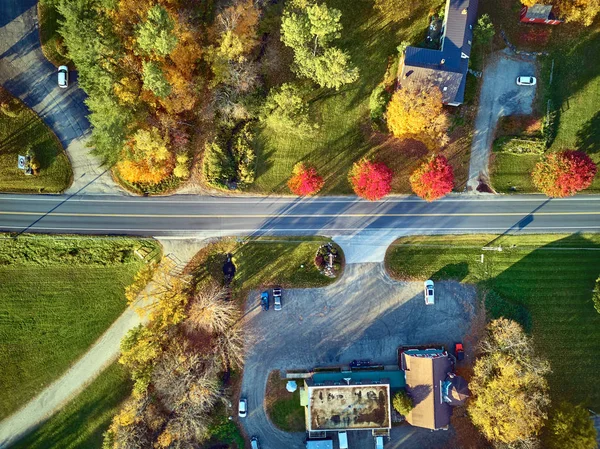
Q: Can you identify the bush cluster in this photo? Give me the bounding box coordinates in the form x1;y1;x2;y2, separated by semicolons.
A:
493;136;546;155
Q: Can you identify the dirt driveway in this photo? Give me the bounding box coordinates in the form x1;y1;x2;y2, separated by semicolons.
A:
239;263;477;449
467;49;538;191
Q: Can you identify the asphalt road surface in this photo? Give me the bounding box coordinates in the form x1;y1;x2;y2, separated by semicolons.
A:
1;194;599;237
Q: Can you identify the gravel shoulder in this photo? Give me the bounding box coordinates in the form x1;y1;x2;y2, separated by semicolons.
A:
240;263;477;449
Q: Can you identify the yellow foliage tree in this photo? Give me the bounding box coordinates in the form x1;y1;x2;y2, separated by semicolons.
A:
117;127;175;185
554;0;600;26
468;319;551;445
520;0;540;7
386;83;450;148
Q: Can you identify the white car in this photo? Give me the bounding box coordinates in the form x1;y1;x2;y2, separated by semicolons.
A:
424;280;435;305
516;76;536;86
238;398;247;418
375;436;384;449
273;287;282;311
58;66;69;88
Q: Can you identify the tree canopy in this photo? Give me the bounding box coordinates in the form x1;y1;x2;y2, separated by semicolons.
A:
136;5;178;56
544;402;598;449
386;83;449;148
260;83;315;135
281;0;358;89
348;158;393;200
409;155;454;201
468;319;551;446
288;162;324;196
532;150;597;197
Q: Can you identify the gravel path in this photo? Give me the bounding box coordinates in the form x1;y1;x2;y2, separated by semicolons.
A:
467;49;537;192
0;238;209;448
240;263;476;449
0;0;121;194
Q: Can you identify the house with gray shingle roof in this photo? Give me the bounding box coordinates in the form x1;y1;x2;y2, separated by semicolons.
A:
399;0;479;106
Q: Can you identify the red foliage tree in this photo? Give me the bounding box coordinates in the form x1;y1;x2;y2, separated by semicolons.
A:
409;155;454;201
532;150;597;197
348;158;393;201
287;162;324;196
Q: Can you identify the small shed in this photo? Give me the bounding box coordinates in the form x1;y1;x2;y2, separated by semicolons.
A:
520;4;562;25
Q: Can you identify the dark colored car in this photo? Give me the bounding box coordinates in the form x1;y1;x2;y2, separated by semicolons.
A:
455;343;465;361
260;291;269;311
350;359;371;368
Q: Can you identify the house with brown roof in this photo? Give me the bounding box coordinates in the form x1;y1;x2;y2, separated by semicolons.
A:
399;0;479;106
401;348;470;430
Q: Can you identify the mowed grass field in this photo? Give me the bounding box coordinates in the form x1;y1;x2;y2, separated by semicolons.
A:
189;237;343;297
386;234;600;408
0;88;72;193
251;0;473;194
490;28;600;193
11;363;131;449
0;236;160;420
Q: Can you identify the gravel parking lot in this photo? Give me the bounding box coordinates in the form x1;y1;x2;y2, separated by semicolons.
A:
240;263;477;449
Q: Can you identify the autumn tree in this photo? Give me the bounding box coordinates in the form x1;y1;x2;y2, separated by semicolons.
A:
117;127;175;185
532;150;597;197
392;391;414;416
349;158;393;200
386;83;450;148
261;83;315;135
281;0;359;89
409;155;454;201
186;285;238;334
136;5;178;56
469;319;551;446
544;402;598;449
553;0;600;26
288;162;325;196
373;0;419;22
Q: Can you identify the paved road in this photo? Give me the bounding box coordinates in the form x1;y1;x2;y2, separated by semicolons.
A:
1;194;599;237
241;263;476;449
0;0;118;194
467;50;537;191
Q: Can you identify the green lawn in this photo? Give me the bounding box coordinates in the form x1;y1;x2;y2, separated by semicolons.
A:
490;28;600;193
11;363;131;449
385;234;600;408
251;0;462;194
0;88;72;193
190;237;343;297
0;236;160;420
38;0;71;67
265;371;306;432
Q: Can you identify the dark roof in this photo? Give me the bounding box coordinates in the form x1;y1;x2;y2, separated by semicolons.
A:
402;350;453;430
524;4;553;20
400;0;478;105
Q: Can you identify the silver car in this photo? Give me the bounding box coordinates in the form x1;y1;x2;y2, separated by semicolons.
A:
516;76;536;86
58;66;69;88
273;287;282;311
424;280;435;305
238;398;247;418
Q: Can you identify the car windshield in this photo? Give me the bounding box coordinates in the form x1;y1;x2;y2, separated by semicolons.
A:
428;289;434;295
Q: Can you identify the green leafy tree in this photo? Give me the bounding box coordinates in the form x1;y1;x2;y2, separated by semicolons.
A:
142;61;171;98
281;1;358;89
593;276;600;314
136;5;178;56
544;402;598;449
392;391;414;416
202;140;235;188
261;83;315;135
474;14;495;46
231;123;256;187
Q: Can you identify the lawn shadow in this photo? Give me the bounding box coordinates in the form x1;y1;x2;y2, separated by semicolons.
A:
432;262;470;282
576;110;600;154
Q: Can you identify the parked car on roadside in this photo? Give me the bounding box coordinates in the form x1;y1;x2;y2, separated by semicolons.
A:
238;398;247;418
251;436;260;449
57;66;69;88
260;291;269;311
424;280;435;305
454;343;465;361
273;287;282;311
516;76;536;86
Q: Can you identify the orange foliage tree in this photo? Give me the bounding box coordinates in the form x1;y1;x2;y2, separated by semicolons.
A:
532;150;597;197
288;163;324;196
409;155;454;201
117;127;175;185
386;83;450;148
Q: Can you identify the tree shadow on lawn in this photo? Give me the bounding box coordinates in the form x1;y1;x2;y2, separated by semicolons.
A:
432;262;470;282
489;233;600;407
576;110;600;154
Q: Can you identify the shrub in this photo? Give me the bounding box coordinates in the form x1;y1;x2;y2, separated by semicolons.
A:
369;84;391;121
202;140;234;188
173;153;190;179
288;163;324;196
409;155;454;201
493;136;546;155
231;123;257;187
593;277;600;314
392;391;413;416
532;150;597;197
348;158;393;201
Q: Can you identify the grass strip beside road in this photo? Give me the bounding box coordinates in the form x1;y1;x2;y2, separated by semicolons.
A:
0;235;160;420
0;88;72;193
188;237;343;299
10;363;131;449
385;233;600;408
